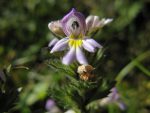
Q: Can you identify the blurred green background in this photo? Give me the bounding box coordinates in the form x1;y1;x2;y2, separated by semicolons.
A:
0;0;150;113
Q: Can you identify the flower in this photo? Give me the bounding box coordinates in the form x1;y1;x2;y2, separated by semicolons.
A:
99;87;126;110
45;99;62;113
49;8;112;65
0;70;6;82
45;99;55;111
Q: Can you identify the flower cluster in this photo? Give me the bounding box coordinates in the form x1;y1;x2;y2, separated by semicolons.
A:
48;8;112;65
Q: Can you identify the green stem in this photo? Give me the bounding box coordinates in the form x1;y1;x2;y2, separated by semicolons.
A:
116;50;150;84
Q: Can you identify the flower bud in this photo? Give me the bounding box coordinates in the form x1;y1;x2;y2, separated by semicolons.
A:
48;20;65;37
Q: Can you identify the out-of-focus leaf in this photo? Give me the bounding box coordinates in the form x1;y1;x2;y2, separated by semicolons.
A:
26;82;48;105
13;56;35;65
135;61;150;77
116;51;150;83
114;1;143;30
19;81;49;107
13;66;29;70
0;70;6;82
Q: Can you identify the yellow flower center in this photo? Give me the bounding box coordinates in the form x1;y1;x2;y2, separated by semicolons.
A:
69;34;83;48
69;39;82;48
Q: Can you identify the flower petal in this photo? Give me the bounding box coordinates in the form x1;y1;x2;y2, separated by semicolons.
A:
85;15;94;31
61;8;86;36
48;38;59;48
116;101;126;110
45;99;55;111
48;20;65;37
82;40;95;52
85;38;102;48
50;38;68;53
86;15;100;34
62;47;76;65
76;47;88;65
97;18;113;27
93;16;100;27
56;37;69;45
99;97;111;106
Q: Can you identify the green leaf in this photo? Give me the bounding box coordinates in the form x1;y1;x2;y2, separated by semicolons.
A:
135;61;150;77
46;59;76;76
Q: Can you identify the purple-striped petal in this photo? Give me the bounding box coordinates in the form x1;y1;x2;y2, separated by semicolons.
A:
50;38;68;53
61;8;86;36
62;47;76;65
97;18;113;27
86;15;94;31
93;16;100;27
86;15;100;34
76;47;88;65
55;37;69;45
82;40;95;52
48;20;65;37
85;38;102;48
48;38;59;48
